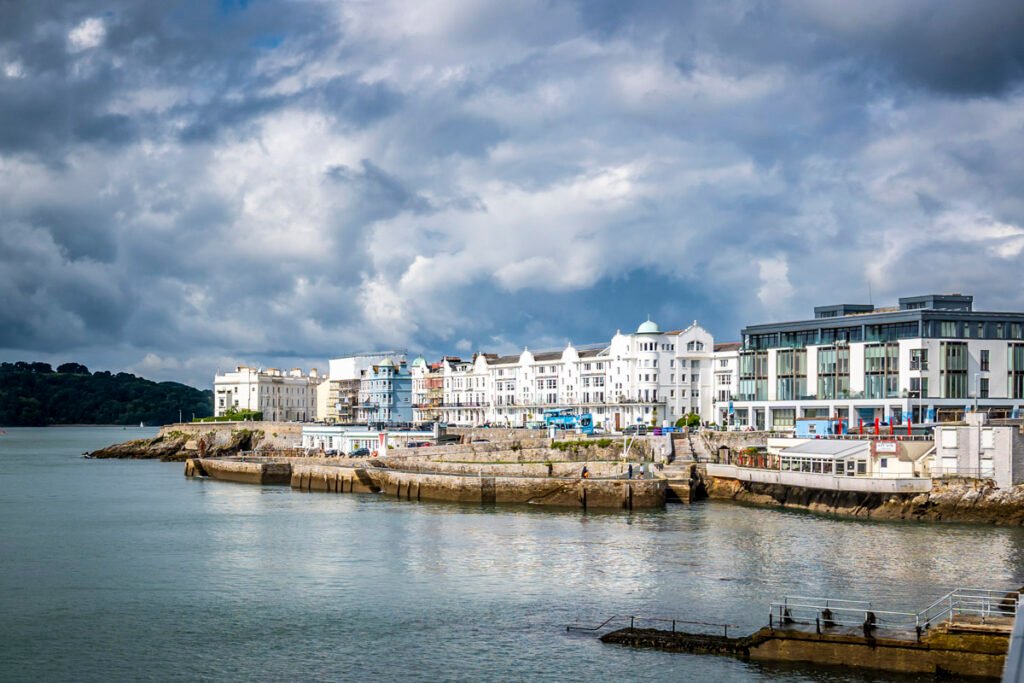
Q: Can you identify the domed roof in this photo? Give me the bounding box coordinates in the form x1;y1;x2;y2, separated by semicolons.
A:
411;356;427;368
636;319;661;334
378;357;395;367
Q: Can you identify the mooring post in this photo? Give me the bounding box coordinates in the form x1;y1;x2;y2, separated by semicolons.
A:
672;620;676;632
630;616;634;631
723;624;729;638
816;617;820;634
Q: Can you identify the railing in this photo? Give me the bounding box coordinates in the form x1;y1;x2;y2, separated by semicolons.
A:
1005;604;1024;682
566;614;737;638
769;588;1017;639
930;466;997;480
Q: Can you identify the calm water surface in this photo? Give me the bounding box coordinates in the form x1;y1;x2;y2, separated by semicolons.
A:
2;426;1023;682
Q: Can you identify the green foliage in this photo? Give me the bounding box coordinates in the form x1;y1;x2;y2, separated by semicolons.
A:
552;438;613;451
675;413;701;429
193;408;262;422
0;361;213;427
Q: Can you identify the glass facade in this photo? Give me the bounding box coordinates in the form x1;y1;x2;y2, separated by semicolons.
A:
864;343;899;399
738;352;768;401
816;346;850;400
1010;344;1024;400
940;342;968;399
775;349;807;400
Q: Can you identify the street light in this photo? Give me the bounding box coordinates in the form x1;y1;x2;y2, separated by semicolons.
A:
974;372;981;413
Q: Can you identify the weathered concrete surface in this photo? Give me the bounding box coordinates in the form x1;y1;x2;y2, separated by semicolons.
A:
399;439;655;463
196;458;291;485
602;626;1009;679
89;421;300;461
368;469;664;509
379;459;637;479
703;472;1024;525
290;464;378;493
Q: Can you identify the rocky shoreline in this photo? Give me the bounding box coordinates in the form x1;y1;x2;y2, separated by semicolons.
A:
704;476;1024;525
87;428;265;462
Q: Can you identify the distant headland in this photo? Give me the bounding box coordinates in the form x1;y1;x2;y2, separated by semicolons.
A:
0;361;212;427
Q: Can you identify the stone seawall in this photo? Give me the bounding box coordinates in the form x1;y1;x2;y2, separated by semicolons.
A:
704;473;1024;525
186;457;664;510
380;459;640;479
368;469;664;509
196;458;291;485
290;464;378;493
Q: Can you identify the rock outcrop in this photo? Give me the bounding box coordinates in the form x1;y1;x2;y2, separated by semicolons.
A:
89;428;264;461
704;475;1024;525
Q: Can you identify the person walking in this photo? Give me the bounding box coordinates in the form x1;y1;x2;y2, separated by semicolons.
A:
581;465;589;479
627;463;633;479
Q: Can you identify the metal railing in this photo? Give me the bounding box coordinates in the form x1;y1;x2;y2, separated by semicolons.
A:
567;614;737;638
930;466;997;480
769;588;1017;639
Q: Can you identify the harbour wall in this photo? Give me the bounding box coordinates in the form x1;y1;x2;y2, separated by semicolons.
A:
369;469;664;509
186;458;664;509
379;459;643;479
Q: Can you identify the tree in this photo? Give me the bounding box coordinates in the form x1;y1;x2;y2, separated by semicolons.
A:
0;361;213;426
57;362;90;375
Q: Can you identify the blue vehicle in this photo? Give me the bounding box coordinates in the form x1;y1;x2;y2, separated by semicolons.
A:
542;409;594;435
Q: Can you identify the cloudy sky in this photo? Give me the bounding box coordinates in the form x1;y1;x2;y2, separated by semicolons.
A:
2;1;1024;387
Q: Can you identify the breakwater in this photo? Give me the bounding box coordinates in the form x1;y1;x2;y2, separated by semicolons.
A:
186;457;665;510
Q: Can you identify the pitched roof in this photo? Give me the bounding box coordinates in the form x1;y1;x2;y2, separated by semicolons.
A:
714;342;742;352
781;440;870;458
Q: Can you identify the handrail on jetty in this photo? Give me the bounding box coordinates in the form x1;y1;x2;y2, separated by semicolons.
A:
769;588;1017;639
567;614;737;638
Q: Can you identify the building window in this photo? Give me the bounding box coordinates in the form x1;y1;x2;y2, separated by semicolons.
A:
776;349;808;401
910;348;928;371
864;343;899;399
981;349;990;372
910;376;929;399
940;342;968;398
979;377;989;399
1010;344;1024;399
772;409;796;428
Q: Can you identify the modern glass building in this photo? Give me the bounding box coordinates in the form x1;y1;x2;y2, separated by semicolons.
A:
715;294;1024;430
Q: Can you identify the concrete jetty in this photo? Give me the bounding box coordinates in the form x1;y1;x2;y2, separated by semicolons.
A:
596;588;1018;679
602;623;1010;678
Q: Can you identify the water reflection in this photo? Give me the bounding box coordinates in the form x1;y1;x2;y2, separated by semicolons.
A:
3;427;1024;683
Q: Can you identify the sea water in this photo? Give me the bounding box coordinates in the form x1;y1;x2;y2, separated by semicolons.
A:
2;426;1023;682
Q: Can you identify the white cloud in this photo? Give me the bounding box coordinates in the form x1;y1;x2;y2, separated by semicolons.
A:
757;256;795;309
67;17;106;52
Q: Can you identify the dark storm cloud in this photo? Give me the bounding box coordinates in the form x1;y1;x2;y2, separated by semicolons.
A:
1;0;1024;386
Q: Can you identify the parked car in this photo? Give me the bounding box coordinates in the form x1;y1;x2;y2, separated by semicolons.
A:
349;448;370;457
623;425;648;436
405;441;433;448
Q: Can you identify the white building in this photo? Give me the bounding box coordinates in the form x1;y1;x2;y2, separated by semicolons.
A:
214;366;322;422
933;413;1024;489
316;351;401;423
715;294;1024;431
439;319;719;429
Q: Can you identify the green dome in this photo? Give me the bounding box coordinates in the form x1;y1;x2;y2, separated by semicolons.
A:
379;358;395;367
637;319;661;334
411;356;427;368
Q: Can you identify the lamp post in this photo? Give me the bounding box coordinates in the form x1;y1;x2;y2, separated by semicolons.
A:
974;372;980;414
